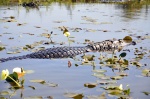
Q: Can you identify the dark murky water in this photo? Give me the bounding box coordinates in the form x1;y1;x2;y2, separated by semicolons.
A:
0;2;150;99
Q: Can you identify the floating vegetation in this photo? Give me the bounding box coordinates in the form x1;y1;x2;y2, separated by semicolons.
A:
30;79;58;87
64;92;84;99
0;46;5;51
84;82;97;88
0;1;149;98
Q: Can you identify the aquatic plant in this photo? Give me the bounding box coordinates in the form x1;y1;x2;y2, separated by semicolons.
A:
0;67;25;88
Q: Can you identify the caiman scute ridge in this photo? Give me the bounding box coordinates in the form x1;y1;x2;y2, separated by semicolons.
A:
0;39;135;63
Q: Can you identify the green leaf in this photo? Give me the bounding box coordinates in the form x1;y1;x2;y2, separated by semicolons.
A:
84;83;97;88
28;86;36;90
6;72;18;82
47;83;58;87
123;88;130;95
142;91;150;95
64;93;83;99
87;92;106;99
24;70;34;74
30;79;46;84
0;46;5;51
75;64;79;66
111;76;123;80
81;54;95;61
101;85;121;90
0;91;9;95
24;96;43;99
92;73;105;78
92;69;107;73
123;36;132;43
142;69;150;77
119;52;126;58
107;90;122;95
21;79;25;85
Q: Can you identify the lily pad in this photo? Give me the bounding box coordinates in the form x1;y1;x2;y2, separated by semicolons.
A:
30;79;46;84
123;36;132;43
81;54;95;61
142;91;150;95
116;72;128;77
142;69;150;77
92;73;105;78
24;96;43;99
101;85;120;90
107;90;122;95
119;52;126;58
111;76;123;80
84;82;97;88
0;91;9;95
92;69;107;73
24;70;35;74
28;86;36;90
87;92;106;99
47;82;58;87
0;46;5;51
64;93;83;99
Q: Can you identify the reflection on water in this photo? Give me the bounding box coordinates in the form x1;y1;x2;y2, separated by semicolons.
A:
0;1;150;99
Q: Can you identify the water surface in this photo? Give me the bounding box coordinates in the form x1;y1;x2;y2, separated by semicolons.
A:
0;2;150;99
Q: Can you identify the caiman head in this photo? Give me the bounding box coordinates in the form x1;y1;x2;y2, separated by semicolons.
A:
113;39;136;51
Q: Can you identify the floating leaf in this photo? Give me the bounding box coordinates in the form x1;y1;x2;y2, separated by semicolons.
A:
116;72;128;77
119;52;126;58
40;33;50;38
10;16;15;19
92;69;107;73
81;54;95;61
132;61;142;67
6;19;17;22
30;79;46;84
92;73;105;78
64;93;83;99
123;88;131;95
101;85;120;90
100;76;110;80
0;46;5;51
84;83;97;88
0;91;9;95
28;86;36;90
87;92;106;99
105;58;115;64
111;76;123;80
17;23;23;26
107;90;122;95
98;81;108;85
123;36;132;43
24;96;43;99
85;39;90;43
142;69;150;77
46;96;53;99
75;64;79;66
47;82;58;87
25;45;35;49
7;50;20;54
142;91;150;95
35;26;41;28
24;70;34;74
